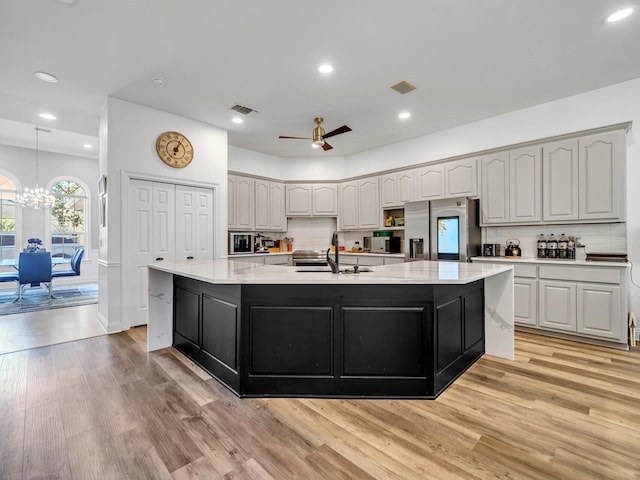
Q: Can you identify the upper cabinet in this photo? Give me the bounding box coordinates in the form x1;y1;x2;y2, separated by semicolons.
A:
542;130;625;223
228;174;254;231
255;180;286;232
285;183;338;216
481;147;541;225
415;164;444;200
578;130;625;221
339;176;380;230
444;158;478;198
381;170;416;207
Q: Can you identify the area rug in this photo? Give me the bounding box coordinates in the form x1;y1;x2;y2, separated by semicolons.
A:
0;283;98;316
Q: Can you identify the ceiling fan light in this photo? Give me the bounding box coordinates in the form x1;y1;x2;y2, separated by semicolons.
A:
312;138;325;147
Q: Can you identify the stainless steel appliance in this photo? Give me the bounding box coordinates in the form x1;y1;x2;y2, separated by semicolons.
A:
404;200;429;261
483;243;501;257
229;232;255;255
371;236;401;254
430;197;480;262
292;250;329;267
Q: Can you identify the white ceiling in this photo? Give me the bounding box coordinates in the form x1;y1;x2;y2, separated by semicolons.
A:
1;0;639;159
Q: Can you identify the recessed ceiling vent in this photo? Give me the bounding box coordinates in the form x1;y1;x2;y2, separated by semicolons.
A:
390;80;416;94
230;104;259;117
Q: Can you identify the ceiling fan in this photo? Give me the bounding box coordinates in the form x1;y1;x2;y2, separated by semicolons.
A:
279;117;352;151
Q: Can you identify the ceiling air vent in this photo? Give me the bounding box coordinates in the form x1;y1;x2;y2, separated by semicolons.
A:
230;104;259;117
390;80;416;94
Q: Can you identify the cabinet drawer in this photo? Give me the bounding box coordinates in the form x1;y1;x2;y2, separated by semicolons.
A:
539;265;620;284
513;264;537;278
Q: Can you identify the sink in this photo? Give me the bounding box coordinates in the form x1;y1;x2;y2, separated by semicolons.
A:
294;267;372;273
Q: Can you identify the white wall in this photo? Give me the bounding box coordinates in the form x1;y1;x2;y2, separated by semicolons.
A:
229;77;640;317
99;98;228;332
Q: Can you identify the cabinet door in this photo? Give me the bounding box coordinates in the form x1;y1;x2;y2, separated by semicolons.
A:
542;140;579;222
234;176;255;230
254;180;270;230
269;182;286;230
358;177;380;229
578;130;624;221
445;158;477;198
339;181;359;230
397;170;415;204
480;153;509;224
514;277;537;326
227;175;236;229
509;146;541;223
312;184;338;216
286;184;312;216
538;280;576;332
577;284;621;340
380;174;397;207
415;164;444;200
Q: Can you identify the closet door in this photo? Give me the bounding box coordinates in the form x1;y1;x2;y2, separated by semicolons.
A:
152;182;176;264
127;179;154;328
176;185;214;262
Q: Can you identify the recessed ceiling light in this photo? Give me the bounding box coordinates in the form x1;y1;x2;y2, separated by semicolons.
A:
398;112;411;120
83;143;93;149
34;71;59;83
605;7;634;23
39;113;56;120
232;117;243;124
318;64;334;74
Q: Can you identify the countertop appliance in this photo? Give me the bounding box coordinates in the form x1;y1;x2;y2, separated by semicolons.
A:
430;197;480;262
504;238;522;258
229;232;255;255
404;200;429;261
371;235;402;254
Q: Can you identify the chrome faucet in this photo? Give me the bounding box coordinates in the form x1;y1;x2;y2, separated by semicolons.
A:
326;231;340;274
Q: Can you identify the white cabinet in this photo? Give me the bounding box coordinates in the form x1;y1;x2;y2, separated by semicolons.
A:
480;153;509;224
481;147;541;225
338;177;380;230
415;164;444;200
312;184;338;215
286;184;312;216
578;130;625;221
286;183;338;216
514;277;537;326
444;158;477;198
255;180;286;231
538;280;577;332
381;170;415;207
577;284;620;340
542;140;579;222
229;174;255;230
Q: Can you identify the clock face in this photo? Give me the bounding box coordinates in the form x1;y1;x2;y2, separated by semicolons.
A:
156;131;194;168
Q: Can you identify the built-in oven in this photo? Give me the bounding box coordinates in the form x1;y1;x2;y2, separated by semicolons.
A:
229;232;255;255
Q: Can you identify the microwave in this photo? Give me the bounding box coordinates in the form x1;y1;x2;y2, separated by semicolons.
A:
229;233;255;255
370;236;402;254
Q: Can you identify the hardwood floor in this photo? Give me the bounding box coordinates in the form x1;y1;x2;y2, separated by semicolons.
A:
1;327;639;479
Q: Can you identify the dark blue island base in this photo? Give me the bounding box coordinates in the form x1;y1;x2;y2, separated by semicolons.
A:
172;275;485;399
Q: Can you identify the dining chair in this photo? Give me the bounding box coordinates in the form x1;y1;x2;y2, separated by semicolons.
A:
18;251;53;304
52;247;84;279
0;271;19;301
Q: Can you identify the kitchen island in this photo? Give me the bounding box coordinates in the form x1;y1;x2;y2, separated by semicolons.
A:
148;260;513;399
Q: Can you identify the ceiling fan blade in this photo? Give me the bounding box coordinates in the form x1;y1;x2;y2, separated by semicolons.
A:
321;142;333;151
322;125;352;139
279;135;312;140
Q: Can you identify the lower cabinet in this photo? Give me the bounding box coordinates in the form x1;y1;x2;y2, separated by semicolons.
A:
514;277;537;326
172;276;485;399
538;280;577;332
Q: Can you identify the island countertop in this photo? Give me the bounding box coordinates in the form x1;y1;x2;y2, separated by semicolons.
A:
148;258;513;285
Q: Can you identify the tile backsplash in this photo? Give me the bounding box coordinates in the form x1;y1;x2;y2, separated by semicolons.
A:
482;223;627;258
278;217;337;251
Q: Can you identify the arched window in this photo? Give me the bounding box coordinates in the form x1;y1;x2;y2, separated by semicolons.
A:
50;179;87;259
0;175;17;261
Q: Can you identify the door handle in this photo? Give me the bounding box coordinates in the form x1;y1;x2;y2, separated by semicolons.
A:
155;257;164;261
187;256;194;260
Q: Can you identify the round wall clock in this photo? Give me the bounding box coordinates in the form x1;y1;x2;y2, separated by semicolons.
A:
155;131;194;168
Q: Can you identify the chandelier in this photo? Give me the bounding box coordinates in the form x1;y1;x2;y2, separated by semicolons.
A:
16;126;56;209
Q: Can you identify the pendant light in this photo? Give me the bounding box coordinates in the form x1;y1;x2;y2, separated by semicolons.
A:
16;126;56;209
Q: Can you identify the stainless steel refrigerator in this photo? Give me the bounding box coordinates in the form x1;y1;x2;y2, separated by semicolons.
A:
404;198;480;262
